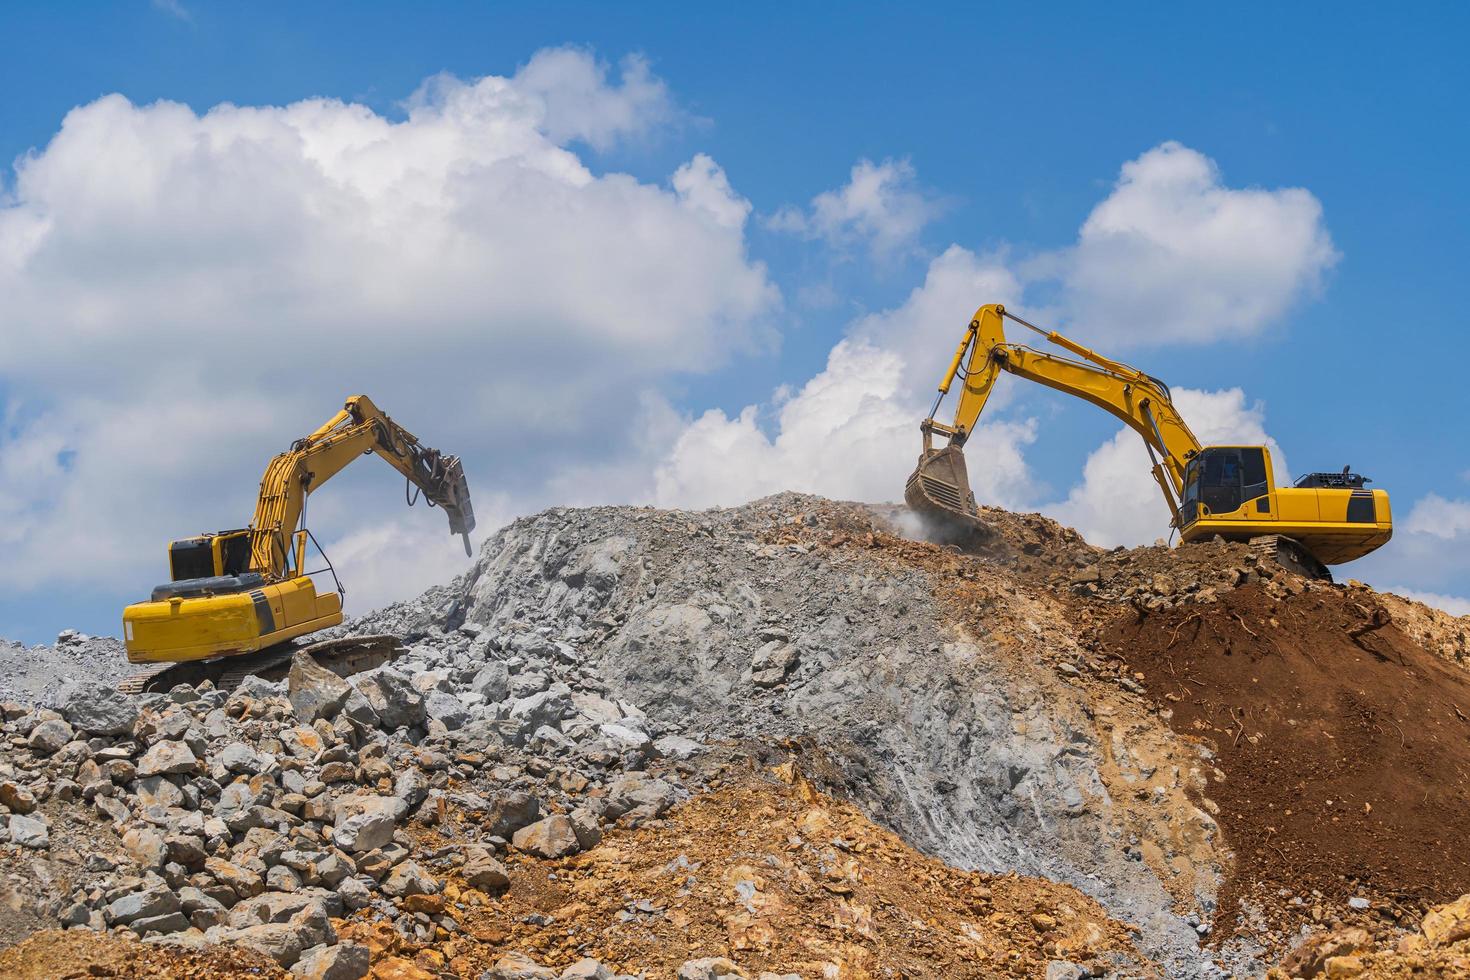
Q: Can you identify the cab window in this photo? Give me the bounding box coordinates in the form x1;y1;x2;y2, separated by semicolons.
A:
1191;447;1270;516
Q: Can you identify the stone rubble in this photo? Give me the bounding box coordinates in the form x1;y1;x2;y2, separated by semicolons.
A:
0;601;704;977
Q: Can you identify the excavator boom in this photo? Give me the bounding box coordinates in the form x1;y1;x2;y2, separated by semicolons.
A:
908;304;1392;572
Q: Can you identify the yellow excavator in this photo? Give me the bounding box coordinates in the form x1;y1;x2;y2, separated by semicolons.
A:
122;395;474;671
906;303;1391;577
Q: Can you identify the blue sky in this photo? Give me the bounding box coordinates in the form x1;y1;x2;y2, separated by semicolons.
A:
2;2;1467;642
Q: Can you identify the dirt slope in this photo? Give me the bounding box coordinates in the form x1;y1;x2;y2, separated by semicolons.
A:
1099;585;1470;940
349;763;1150;979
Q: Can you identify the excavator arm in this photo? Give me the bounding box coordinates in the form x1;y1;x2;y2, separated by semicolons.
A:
249;395;476;578
909;304;1202;531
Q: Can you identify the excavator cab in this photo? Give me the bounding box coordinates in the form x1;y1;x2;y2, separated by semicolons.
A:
1178;447;1271;526
1178;446;1391;570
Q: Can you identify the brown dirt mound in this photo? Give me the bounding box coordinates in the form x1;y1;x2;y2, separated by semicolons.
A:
364;764;1150;979
1097;585;1470;940
0;928;284;979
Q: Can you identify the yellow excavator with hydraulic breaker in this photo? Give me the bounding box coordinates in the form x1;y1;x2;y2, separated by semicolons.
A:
123;395;474;666
906;304;1391;577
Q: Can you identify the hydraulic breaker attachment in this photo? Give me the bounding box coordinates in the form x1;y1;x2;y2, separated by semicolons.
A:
419;451;475;555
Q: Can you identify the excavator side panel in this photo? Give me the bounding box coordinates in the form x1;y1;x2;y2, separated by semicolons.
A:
124;576;343;664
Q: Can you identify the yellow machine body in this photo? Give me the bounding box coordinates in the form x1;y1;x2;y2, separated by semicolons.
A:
124;576;342;664
1175;445;1391;563
123;395;474;665
908;304;1392;570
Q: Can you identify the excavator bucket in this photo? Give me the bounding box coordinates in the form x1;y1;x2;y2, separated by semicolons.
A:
904;445;992;541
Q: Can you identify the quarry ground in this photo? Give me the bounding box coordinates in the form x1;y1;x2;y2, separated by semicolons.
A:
0;493;1467;979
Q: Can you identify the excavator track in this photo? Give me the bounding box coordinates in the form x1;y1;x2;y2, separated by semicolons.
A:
1250;534;1333;582
117;633;404;696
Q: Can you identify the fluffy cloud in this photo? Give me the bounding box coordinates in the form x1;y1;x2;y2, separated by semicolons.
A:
1401;494;1470;540
653;140;1334;534
650;247;1037;513
0;48;775;610
1038;141;1338;344
673;153;752;230
1352;495;1470;616
503;49;673;151
768;158;942;259
850;245;1023;396
652;339;1038;511
1045;387;1285;548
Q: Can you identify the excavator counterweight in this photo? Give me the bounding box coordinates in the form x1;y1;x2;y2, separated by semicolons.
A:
909;304;1392;575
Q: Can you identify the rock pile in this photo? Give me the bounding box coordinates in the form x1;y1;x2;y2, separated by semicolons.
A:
1271;891;1470;978
1;492;1466;979
0;617;704;975
0;630;134;704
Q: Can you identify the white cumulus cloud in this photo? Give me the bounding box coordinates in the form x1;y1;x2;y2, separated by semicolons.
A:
0;48;776;614
768;158;942;260
652;339;1038;511
1038;141;1338;344
650;246;1037;512
1401;494;1470;540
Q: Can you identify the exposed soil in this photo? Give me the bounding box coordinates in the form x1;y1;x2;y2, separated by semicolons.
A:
0;928;284;979
1098;585;1470;939
359;764;1150;979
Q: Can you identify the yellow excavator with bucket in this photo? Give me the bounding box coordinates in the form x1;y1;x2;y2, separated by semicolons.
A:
906;304;1391;578
120;396;474;688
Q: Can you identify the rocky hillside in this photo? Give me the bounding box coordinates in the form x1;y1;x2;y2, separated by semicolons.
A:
0;493;1466;979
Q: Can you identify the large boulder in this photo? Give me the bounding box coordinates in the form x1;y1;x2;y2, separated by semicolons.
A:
469;662;510;702
54;680;138;736
380;860;438;898
425;690;470;730
350;669;425;730
8;814;49;849
332;795;400;853
478;790;541;839
107;886;181;926
512;815;581;859
294;943;370;980
604;773;679;824
27;718;73;754
507;683;574;734
461;848;511;892
137;740;198;777
287;652;352;722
